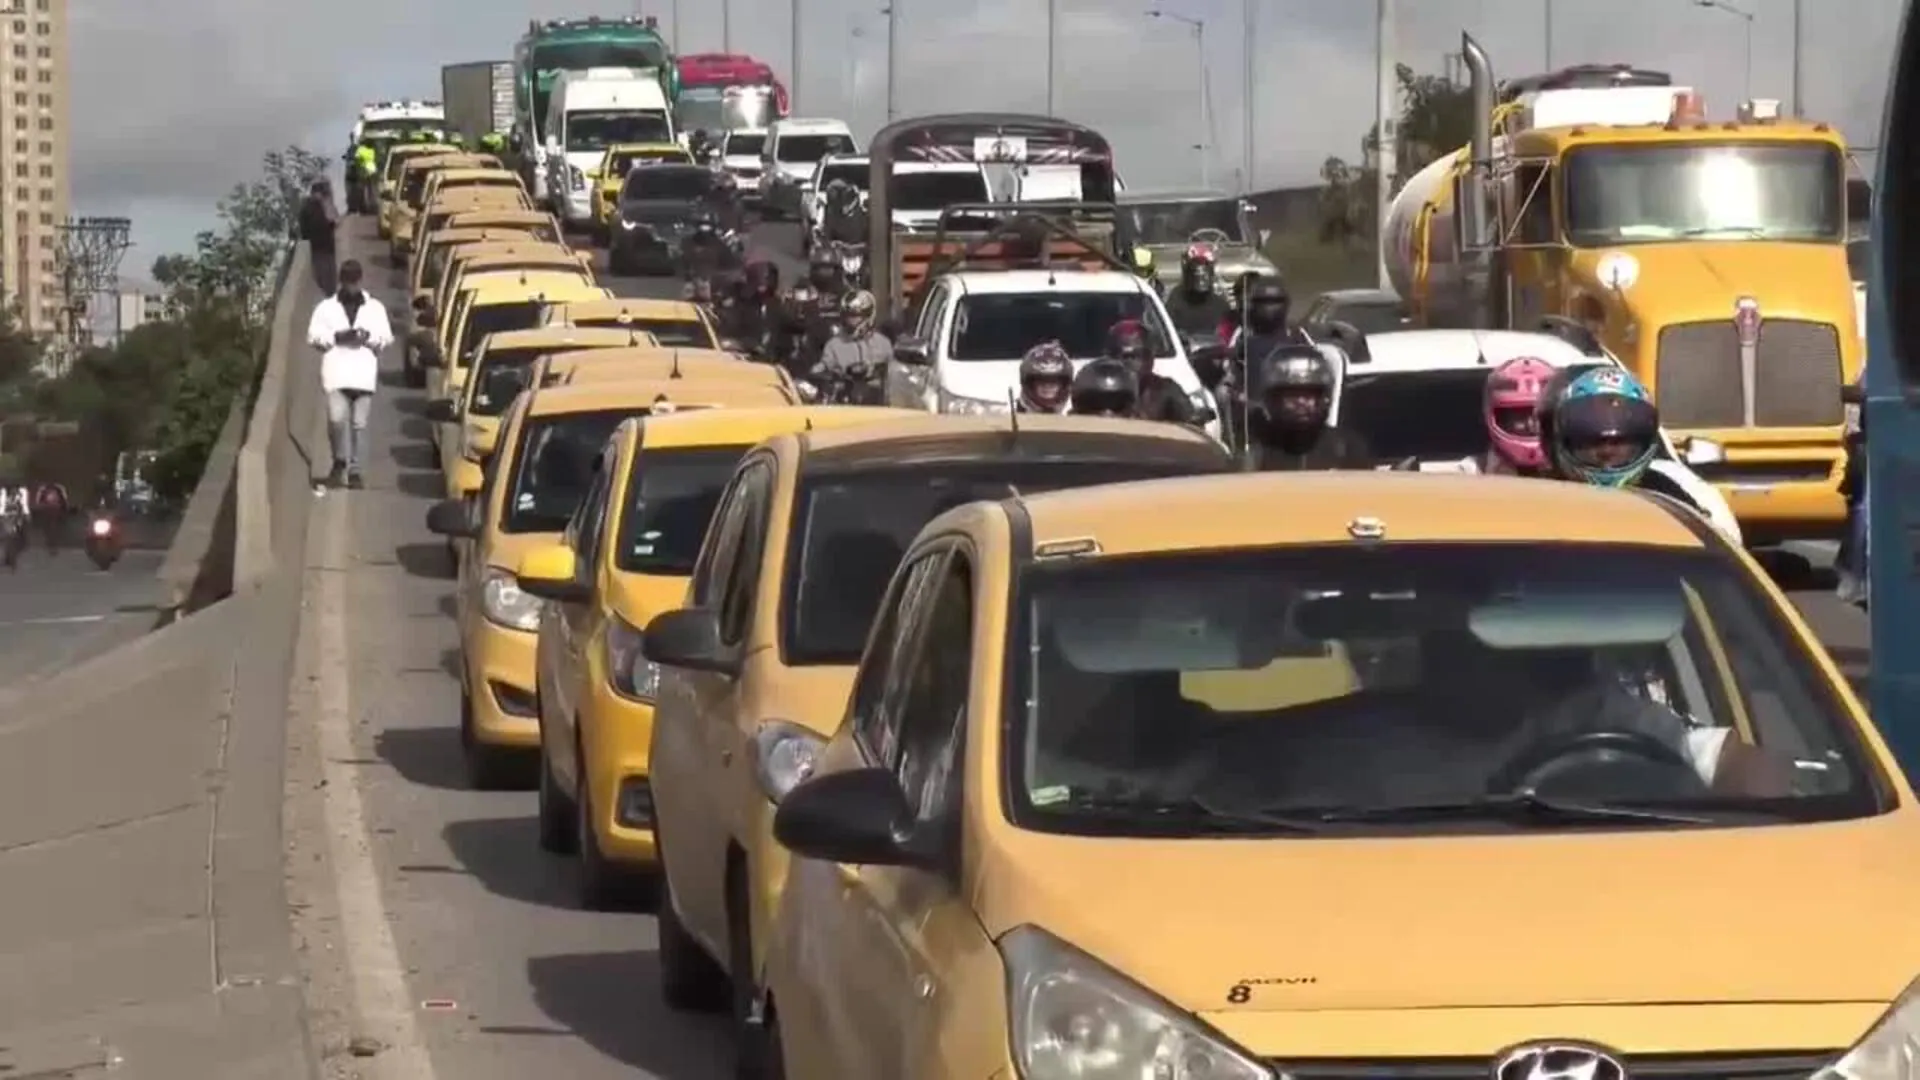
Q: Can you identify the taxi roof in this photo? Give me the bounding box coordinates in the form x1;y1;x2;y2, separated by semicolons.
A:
425;190;527;209
438;208;552;226
482;327;658;352
457;249;587;270
544;350;789;387
429;168;519;183
424;227;545;249
545;296;704;320
638;405;923;450
402;154;495;175
390;143;459;160
526;379;794;416
463;275;604;303
795;413;1224;468
1009;472;1706;558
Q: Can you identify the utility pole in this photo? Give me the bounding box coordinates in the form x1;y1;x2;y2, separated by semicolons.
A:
1046;0;1057;115
1242;0;1254;191
885;3;898;122
1544;0;1553;67
1791;0;1803;114
1374;0;1395;289
791;0;801;111
722;0;731;50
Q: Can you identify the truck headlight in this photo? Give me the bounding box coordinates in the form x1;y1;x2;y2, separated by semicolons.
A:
604;615;656;701
1819;976;1920;1080
1002;926;1270;1080
480;568;543;632
937;388;1007;415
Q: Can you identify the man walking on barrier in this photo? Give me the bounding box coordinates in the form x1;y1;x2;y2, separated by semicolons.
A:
307;260;392;489
298;179;340;293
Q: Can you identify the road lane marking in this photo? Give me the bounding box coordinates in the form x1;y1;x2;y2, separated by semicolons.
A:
0;614;108;626
313;489;437;1079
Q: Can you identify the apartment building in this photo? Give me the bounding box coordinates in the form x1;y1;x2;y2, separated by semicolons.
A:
0;0;66;339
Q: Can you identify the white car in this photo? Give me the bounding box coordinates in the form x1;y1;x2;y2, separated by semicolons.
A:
1320;328;1743;545
757;117;857;220
721;128;767;199
884;268;1221;440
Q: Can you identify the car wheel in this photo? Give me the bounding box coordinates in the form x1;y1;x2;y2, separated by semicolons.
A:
536;728;577;854
729;874;775;1079
460;693;530;791
574;734;655;910
657;873;730;1011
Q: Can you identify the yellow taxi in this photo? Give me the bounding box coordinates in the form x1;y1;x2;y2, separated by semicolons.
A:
516;407;917;907
542;296;721;349
376;143;459;237
432;207;561;246
416;169;526;225
418;243;593;334
429;327;665;500
423;378;806;788
637;415;1233;1023
402;228;556;385
751;469;1911;1078
533;346;796;397
388;153;504;259
590;142;696;237
422;274;609;460
407;186;534;254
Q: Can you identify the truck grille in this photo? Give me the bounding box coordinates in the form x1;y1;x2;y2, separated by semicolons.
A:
1279;1051;1835;1080
1654;320;1843;429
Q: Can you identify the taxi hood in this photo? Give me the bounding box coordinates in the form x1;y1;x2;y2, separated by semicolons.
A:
1571;241;1856;326
977;817;1920;1014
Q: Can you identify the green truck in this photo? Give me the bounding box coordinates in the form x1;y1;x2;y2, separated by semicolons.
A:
511;15;677;202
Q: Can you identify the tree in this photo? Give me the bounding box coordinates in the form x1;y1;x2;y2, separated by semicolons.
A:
1319;64;1476;248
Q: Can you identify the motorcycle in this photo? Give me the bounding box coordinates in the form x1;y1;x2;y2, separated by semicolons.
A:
815;361;885;406
84;514;121;570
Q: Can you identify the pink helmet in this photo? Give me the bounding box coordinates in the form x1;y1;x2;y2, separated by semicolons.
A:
1484;356;1556;470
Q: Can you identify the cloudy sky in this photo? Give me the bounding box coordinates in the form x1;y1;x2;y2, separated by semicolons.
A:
69;0;1903;284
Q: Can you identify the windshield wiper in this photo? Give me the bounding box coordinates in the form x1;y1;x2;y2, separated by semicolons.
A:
1050;793;1324;834
1308;791;1710;827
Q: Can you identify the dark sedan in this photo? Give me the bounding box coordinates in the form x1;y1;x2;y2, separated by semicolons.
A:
608;164;717;276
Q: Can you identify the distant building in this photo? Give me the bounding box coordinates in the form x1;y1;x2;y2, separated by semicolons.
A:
0;0;70;338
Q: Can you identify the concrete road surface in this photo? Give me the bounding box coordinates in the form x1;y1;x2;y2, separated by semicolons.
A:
0;547;162;683
301;213;1874;1079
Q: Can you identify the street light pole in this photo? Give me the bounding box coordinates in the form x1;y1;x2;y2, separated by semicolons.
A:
885;3;898;122
1148;9;1209;188
791;0;801;111
1791;0;1803;114
1693;0;1754;98
1544;0;1553;67
1375;0;1395;289
1243;0;1255;192
722;0;731;50
1046;0;1057;115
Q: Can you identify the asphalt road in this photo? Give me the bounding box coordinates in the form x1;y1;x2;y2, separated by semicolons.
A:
315;212;1873;1079
0;545;163;684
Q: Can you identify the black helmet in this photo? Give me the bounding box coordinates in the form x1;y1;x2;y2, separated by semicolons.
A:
1245;277;1290;332
1179;243;1217;292
1018;341;1073;412
743;259;777;294
807;246;839;287
1104;320;1151;370
1069;358;1139;417
1253;344;1334;426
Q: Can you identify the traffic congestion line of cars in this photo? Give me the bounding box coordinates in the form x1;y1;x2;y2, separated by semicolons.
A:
361;117;1914;1080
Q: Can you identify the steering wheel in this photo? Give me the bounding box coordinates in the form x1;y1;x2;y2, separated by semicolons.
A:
1486;729;1703;796
1188;227;1233;246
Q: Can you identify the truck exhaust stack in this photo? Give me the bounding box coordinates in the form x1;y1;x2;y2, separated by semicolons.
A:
1460;32;1505;329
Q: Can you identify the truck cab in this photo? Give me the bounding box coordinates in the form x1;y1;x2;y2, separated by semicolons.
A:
541;68;676;230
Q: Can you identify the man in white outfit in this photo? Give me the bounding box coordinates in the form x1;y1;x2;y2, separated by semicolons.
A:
306;259;392;488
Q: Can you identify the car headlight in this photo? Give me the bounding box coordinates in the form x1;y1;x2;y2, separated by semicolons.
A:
618;216;640;230
748;720;823;803
569;164;586;190
604;615;656;701
1818;975;1920;1080
938;388;1008;415
1002;926;1269;1080
481;567;543;632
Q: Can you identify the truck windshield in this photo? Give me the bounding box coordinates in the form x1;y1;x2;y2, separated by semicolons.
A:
1121;198;1250;245
567;111;672;152
777;134;856;162
674;92;727;133
1563;142;1845;246
892;171;989;211
533;41;667;72
949;292;1176;361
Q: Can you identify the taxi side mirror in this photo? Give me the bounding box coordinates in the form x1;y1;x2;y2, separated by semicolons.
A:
773;766;936;869
641;607;736;675
424;498;479;538
424;398;460;423
515;544;590;603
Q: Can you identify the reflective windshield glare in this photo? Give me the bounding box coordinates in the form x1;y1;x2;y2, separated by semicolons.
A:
1012;543;1871;834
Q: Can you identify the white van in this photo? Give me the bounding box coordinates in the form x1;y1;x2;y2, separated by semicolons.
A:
542;67;676;228
758;118;857;219
800;155;991;244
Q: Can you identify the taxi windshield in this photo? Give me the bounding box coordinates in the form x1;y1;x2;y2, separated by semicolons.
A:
1009;543;1877;837
781;457;1227;665
503;410;630;533
468;347;551;415
614;445;751;575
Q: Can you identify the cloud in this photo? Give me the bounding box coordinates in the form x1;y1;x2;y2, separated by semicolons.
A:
69;0;1906;264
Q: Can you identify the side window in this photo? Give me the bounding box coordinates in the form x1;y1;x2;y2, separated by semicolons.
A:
892;554;974;824
571;446;618;573
849;550;950;764
1512;163;1555;245
716;463;774;644
688;462;756;608
915;284;948;340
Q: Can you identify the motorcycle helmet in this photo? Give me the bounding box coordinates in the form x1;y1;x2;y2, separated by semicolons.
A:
1179;243;1217;293
743;259;777;296
1252;344;1334;428
841;289;876;335
1548;367;1660;488
1244;278;1290;334
1104;319;1152;374
1069;358;1140;417
807;246;840;290
1018;342;1073;413
1483;355;1557;471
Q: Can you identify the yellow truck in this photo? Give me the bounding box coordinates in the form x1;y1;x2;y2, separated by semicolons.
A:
1386;45;1859;543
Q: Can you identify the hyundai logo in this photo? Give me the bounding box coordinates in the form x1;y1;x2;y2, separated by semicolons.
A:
1492;1042;1628;1080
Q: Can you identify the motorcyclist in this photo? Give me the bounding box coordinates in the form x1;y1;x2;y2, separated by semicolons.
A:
678;208;732;290
1246;345;1373;470
1162;244;1231;341
1480;355;1557;475
1106;320;1197;425
815;290;892;404
704;170;744;234
820;179;867;246
688;129;718;163
1127;246;1159;291
1014;342;1073;414
1068;358;1141;418
29;479;67;551
775;250;849;375
715;260;783;358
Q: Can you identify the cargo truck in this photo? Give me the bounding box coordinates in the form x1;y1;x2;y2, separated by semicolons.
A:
441;61;514;144
511;16;674;203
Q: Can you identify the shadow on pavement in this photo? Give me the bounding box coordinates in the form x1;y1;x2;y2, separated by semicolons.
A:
396;472;445;500
395;542;455;579
399;417;433;442
526;951;731;1079
442;815;576;909
391;443;437;471
373;724;468;790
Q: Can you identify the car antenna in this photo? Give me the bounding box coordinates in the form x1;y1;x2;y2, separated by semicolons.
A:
803;415;813;431
670;350;681;378
1006;390;1020;434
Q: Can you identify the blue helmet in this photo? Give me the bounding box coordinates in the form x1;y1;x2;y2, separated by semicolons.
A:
1548;366;1660;488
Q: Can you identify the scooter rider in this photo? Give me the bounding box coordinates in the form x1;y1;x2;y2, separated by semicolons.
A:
1480;355;1557;475
1246;345;1373;470
1535;366;1712;521
1068;358;1141;418
820;179;866;246
1014;342;1073;414
715;260;782;358
815;290;892;404
1162;244;1231;340
776;250;849;375
678;209;732;291
1106;320;1197;425
1127;246;1160;292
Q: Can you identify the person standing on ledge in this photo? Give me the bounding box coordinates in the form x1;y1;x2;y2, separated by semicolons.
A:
306;260;391;489
297;178;340;294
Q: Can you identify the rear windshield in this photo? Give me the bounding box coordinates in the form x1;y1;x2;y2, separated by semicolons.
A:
949;292;1176;361
780;457;1227;665
726;133;765;156
815;161;869;190
614;446;752;574
467;346;551;415
502;409;632;533
1337;370;1493;464
623;167;715;201
455;301;545;365
892;171;989;211
777;133;856;162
